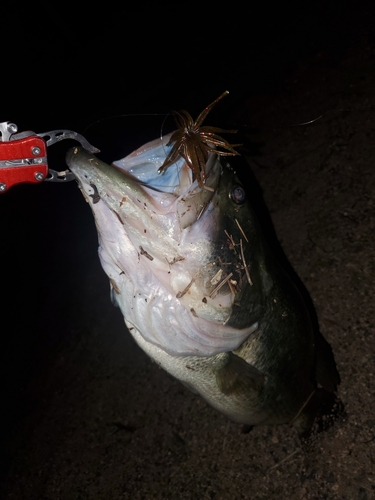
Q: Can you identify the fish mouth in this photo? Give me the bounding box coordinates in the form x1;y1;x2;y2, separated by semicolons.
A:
110;132;223;230
66;135;224;291
66;133;222;234
66;137;258;357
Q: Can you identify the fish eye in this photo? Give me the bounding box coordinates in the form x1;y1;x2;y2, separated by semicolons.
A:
230;185;246;204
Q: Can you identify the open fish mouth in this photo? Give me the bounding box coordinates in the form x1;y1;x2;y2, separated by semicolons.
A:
66;133;260;357
110;132;223;230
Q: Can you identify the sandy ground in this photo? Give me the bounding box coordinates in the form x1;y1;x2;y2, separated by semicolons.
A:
1;6;375;500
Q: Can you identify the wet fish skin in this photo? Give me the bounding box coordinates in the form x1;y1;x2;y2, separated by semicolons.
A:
66;143;339;436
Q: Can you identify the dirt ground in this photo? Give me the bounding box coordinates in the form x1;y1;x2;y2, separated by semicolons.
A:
1;7;375;500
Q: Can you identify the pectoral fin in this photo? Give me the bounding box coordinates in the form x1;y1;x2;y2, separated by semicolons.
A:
215;352;265;396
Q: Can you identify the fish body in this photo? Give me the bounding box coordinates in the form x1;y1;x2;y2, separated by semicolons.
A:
66;132;338;435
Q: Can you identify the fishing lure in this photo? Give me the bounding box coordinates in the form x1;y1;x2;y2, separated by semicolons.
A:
158;91;241;186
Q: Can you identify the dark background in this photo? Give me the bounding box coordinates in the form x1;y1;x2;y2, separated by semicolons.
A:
1;2;375;499
4;2;370;125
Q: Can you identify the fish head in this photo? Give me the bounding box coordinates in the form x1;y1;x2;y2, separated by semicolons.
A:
66;133;268;357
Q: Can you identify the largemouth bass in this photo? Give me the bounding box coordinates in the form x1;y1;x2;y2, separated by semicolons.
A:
66;106;339;437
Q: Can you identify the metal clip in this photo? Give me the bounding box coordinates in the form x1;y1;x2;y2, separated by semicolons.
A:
40;130;100;183
0;122;99;191
46;169;76;182
0;121;19;142
37;130;100;154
